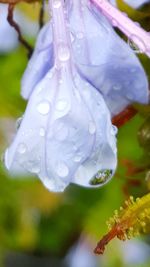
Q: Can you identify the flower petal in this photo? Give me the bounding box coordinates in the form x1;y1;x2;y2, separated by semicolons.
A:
22;1;149;115
5;64;117;191
21;23;54;99
69;0;149;115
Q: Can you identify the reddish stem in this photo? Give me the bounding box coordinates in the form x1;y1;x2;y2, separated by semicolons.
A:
7;4;33;58
94;224;124;254
112;105;137;128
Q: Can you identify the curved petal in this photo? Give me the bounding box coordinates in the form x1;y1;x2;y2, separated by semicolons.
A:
69;0;149;116
21;23;54;99
22;0;149;115
5;65;117;191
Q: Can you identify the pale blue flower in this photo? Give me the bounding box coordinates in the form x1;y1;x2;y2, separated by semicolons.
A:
5;0;117;192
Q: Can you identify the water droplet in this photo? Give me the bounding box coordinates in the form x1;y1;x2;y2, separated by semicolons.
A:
18;143;27;154
53;0;61;8
76;32;84;39
56;99;68;111
74;155;82;162
59;79;63;84
113;84;121;91
131;35;146;53
56;162;69;177
111;19;118;27
89;169;113;185
89;122;96;135
128;39;140;53
128;35;146;53
39;127;45;137
130;68;136;73
16;117;23;130
37;101;50;115
111;125;118;135
30;165;40;174
127;93;133;100
47;71;54;79
70;32;75;43
58;44;70;62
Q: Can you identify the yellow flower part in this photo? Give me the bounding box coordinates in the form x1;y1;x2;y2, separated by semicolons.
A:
94;193;150;254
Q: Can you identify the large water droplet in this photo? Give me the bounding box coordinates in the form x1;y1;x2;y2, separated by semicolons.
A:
89;169;113;185
18;143;27;154
56;162;69;177
37;101;50;115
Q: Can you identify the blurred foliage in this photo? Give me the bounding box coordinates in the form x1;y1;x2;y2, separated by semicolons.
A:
0;1;150;267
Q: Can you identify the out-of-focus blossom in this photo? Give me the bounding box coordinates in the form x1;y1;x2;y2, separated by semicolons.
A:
65;237;99;267
22;0;149;116
5;0;117;192
0;4;38;53
0;4;18;52
121;240;150;264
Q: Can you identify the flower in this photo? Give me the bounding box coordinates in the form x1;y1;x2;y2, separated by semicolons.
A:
22;0;149;116
5;0;117;192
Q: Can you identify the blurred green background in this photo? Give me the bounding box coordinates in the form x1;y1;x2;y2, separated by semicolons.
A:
0;1;150;267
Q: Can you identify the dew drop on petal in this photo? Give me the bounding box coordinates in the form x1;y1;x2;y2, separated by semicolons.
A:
110;125;118;135
39;127;46;137
17;143;27;154
76;32;84;39
74;155;82;162
56;99;68;111
112;84;121;91
53;0;61;8
58;45;70;61
37;101;50;115
131;34;146;53
29;164;40;174
89;122;96;135
56;162;69;177
16;117;23;130
111;19;118;27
